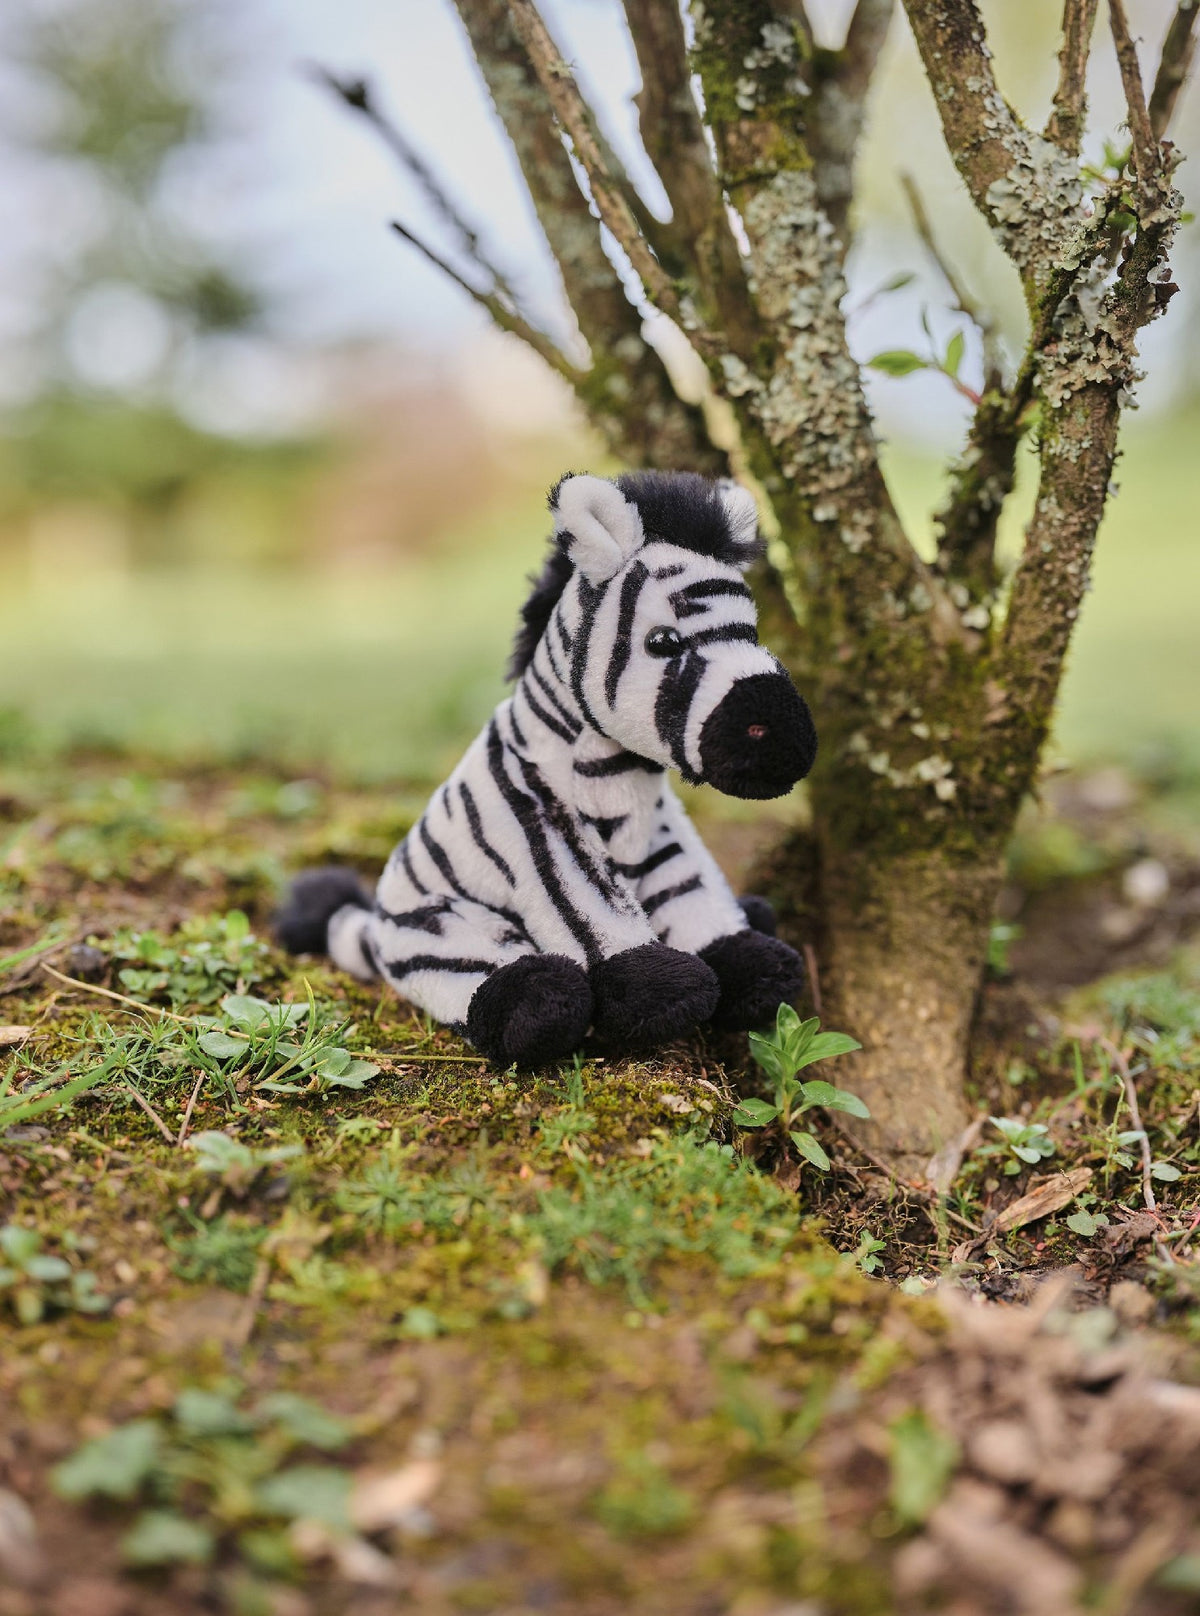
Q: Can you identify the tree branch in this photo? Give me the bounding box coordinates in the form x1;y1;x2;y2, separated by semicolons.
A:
312;67;523;312
1149;0;1199;139
901;1;1084;300
620;0;759;354
1108;0;1161;203
388;222;580;384
1046;0;1100;156
502;0;706;348
451;0;725;472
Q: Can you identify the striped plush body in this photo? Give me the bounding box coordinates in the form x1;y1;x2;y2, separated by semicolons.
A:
277;471;818;1066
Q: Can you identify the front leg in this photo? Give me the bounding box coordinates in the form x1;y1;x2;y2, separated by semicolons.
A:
634;785;804;1030
507;756;719;1051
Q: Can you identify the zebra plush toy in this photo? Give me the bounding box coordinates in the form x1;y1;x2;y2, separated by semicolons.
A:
275;470;818;1067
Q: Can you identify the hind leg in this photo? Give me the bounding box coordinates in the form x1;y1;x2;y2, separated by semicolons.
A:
368;897;592;1068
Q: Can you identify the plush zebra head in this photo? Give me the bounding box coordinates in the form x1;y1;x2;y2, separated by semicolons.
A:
514;470;817;800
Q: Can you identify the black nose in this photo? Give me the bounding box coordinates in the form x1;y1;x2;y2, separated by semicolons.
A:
698;672;817;799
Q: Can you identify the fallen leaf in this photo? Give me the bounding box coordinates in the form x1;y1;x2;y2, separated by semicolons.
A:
0;1026;32;1047
351;1458;441;1533
987;1168;1093;1235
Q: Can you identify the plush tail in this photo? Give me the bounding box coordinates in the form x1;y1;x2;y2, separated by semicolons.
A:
272;866;378;981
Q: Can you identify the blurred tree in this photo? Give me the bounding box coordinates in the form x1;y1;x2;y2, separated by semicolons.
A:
11;0;260;394
329;0;1195;1170
0;0;311;559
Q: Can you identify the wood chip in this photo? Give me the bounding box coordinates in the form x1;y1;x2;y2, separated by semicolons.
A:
0;1026;32;1047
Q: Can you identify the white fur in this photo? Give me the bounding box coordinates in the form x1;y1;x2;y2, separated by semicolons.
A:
553;475;644;583
718;480;760;551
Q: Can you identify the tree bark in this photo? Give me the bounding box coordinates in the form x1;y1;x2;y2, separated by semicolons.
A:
816;839;1001;1170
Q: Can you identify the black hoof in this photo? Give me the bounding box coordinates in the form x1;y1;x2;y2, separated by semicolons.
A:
466;954;593;1068
591;943;719;1051
273;866;372;955
699;930;804;1031
738;894;777;936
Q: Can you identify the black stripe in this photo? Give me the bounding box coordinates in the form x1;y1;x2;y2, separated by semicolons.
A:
580;812;627;842
398;839;429;895
514;752;627;911
604;559;649;706
459;781;515;886
553;604;574;654
377;899;453;935
653;563;687;579
609;842;682;879
420;817;473;901
642;875;704;916
528;665;581;736
508;703;528;751
654;650;707;781
569;578;609;734
685;623;758;648
573;751;664;778
486;721;601;964
440;782;455;819
383;953;497;979
520;679;578;744
670;578;752;617
542;630;569;687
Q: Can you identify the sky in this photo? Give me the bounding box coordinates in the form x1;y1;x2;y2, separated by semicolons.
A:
0;0;1196;446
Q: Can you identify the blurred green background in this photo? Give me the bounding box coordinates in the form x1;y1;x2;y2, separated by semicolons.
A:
0;0;1196;787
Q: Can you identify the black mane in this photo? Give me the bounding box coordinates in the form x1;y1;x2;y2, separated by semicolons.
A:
616;471;763;566
506;544;574;681
506;471;763;681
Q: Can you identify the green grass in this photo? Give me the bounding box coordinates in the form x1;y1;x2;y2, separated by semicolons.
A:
2;409;1197;781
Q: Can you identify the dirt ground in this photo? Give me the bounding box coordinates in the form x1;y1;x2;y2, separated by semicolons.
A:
1;750;1198;1615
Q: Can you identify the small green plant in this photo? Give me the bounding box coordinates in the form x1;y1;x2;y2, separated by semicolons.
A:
187;1130;304;1193
52;1384;355;1573
888;1409;959;1526
733;1005;866;1171
987;921;1022;978
107;910;272;1007
197;992;380;1095
0;1225;109;1324
854;1232;887;1275
168;1214;267;1292
986;1116;1057;1176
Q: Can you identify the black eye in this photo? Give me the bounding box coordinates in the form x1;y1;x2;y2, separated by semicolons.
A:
644;626;685;657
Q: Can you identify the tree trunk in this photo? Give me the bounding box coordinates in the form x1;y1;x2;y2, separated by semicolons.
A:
759;820;1006;1176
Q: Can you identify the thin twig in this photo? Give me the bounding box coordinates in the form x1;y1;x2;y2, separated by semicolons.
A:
1149;0;1200;139
122;1083;175;1145
389;221;580;382
41;962;196;1024
1108;0;1162;199
1102;1038;1174;1266
1047;0;1100;155
177;1069;206;1147
311;66;520;307
233;1256;271;1350
900;170;998;375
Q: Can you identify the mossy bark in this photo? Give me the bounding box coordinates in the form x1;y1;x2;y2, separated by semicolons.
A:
756;804;1005;1173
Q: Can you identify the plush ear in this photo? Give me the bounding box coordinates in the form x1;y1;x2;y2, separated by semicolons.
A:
552;474;644;584
718;480;761;566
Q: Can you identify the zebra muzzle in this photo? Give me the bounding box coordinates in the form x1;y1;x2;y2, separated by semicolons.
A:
697;671;817;799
